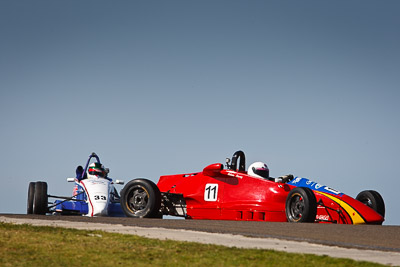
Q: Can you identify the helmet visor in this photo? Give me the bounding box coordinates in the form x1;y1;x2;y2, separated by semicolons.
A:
88;168;105;177
252;167;269;179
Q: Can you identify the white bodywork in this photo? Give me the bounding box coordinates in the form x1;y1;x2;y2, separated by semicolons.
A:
80;178;111;216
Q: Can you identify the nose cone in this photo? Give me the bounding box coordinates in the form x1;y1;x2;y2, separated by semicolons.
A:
92;201;109;216
363;209;384;225
344;195;385;224
87;192;109;216
81;179;111;217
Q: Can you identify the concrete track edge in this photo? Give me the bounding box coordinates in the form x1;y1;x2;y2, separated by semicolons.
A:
1;216;399;266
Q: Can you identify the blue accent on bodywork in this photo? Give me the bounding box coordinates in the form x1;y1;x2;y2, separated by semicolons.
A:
108;203;125;217
54;200;124;216
76;166;84;180
288;177;343;196
55;200;88;214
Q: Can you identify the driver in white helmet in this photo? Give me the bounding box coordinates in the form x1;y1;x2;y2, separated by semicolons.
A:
248;162;293;183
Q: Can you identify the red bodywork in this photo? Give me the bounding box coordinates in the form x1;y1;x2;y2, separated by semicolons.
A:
157;163;384;224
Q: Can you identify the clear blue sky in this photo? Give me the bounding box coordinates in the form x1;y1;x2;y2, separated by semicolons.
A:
1;1;399;225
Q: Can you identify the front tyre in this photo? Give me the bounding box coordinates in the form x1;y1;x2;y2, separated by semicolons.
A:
356;190;385;218
120;179;161;218
285;187;317;223
32;181;48;215
27;182;36;214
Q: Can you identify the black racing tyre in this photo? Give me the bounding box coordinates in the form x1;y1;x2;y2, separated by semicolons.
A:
285;187;317;223
27;182;36;214
356;190;385;218
32;181;48;215
120;179;161;218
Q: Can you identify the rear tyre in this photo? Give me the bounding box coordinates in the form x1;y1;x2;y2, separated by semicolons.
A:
33;182;48;215
356;190;385;218
120;179;161;218
27;182;36;214
285;187;317;223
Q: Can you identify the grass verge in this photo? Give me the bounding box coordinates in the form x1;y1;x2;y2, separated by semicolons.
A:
0;222;384;267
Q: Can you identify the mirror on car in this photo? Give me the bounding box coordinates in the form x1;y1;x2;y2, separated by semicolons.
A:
66;178;75;182
115;180;124;185
203;163;223;177
225;158;231;168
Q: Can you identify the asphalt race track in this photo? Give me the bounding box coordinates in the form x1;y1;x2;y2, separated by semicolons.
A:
2;214;400;265
3;214;400;251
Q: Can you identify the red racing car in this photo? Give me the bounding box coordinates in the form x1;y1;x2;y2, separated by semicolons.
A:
119;151;385;224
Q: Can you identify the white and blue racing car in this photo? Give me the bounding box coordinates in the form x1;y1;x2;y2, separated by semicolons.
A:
27;153;126;216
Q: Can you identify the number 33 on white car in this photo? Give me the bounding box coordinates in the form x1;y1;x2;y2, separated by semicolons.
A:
204;184;218;201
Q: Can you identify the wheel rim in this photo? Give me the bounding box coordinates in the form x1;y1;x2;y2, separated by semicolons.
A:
289;193;304;221
126;185;149;214
360;197;372;208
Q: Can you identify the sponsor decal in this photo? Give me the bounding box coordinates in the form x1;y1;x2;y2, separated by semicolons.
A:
316;215;330;221
291;177;302;184
86;179;107;185
288;177;343;196
226;171;243;179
